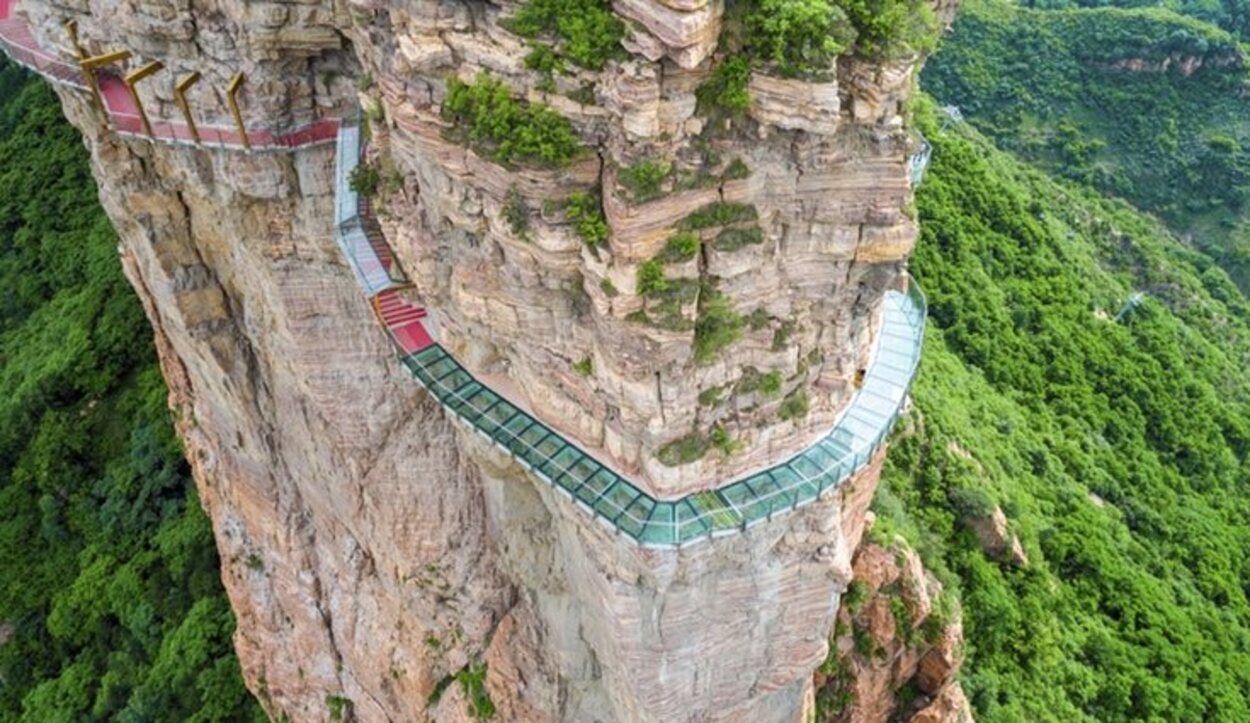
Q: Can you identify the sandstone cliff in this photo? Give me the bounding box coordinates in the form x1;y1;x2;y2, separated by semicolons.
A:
5;0;962;720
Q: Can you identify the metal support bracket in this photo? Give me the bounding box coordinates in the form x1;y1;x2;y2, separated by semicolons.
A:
78;49;130;123
124;60;163;137
174;71;201;144
226;72;249;151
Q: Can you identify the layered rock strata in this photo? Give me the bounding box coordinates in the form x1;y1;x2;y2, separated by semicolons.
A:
8;0;947;720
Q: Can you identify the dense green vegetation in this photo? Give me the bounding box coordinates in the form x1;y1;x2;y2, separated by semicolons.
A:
0;61;261;721
923;0;1250;290
503;0;625;75
442;74;582;167
874;96;1250;720
1028;0;1250;41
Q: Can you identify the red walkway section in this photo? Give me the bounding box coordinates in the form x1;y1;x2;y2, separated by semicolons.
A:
375;290;434;354
0;0;338;151
0;0;85;86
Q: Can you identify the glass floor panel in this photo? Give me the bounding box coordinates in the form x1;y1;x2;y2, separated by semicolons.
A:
675;500;713;542
639;503;676;545
595;483;640;520
574;469;617;504
542;447;585;487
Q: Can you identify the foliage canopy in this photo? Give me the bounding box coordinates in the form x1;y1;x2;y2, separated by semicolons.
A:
0;60;261;722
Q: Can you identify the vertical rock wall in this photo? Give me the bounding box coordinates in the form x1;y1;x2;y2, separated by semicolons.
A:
14;0;952;720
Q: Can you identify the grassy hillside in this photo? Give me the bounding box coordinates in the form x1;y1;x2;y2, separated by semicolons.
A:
874;96;1250;721
0;61;261;721
922;0;1250;292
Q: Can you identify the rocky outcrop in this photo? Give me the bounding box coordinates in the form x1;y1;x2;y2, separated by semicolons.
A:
10;0;945;719
970;505;1028;568
812;537;973;723
1104;53;1242;76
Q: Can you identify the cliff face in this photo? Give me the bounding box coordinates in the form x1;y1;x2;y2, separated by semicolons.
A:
9;0;958;720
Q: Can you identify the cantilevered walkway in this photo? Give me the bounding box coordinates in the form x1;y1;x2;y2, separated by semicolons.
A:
1;0;927;547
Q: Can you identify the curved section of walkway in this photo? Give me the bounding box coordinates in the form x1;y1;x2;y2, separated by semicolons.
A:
1;4;928;547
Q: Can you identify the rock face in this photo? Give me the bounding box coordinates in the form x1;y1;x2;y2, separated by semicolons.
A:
970;505;1028;568
13;0;944;720
813;538;973;723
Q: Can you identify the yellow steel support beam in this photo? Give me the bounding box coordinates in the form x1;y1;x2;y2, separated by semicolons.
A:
174;71;202;144
63;19;102;110
123;60;163;137
226;71;249;150
80;49;131;69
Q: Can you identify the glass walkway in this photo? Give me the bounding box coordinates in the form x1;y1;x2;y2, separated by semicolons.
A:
327;125;925;547
0;6;928;547
399;285;924;547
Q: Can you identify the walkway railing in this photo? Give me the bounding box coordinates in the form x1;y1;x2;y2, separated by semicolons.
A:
0;4;85;88
2;0;929;548
334;120;406;295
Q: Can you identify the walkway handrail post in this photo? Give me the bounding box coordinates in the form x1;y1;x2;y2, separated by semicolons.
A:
63;19;100;110
79;49;131;124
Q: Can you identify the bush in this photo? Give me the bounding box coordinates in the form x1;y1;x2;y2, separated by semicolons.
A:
619;159;672;202
563;190;609;249
349;162;380;197
710;425;744;456
714;225;764;252
442;73;581;167
745;0;853;78
657;431;712;465
504;187;530;236
779;387;810;420
696;56;752;118
659;232;701;263
836;0;938;59
694;284;745;364
679;202;759;230
503;0;626;70
724;157;751;180
636;259;668;296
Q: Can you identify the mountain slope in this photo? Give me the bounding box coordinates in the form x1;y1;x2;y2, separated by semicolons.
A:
922;0;1250;292
878;96;1250;721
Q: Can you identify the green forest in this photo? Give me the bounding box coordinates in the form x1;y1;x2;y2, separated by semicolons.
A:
0;60;261;721
923;0;1250;291
875;96;1250;720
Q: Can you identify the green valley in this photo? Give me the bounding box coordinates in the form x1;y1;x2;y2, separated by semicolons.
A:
874;96;1250;721
0;60;261;722
924;0;1250;292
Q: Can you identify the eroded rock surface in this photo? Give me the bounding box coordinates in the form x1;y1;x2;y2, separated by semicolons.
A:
812;538;973;723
